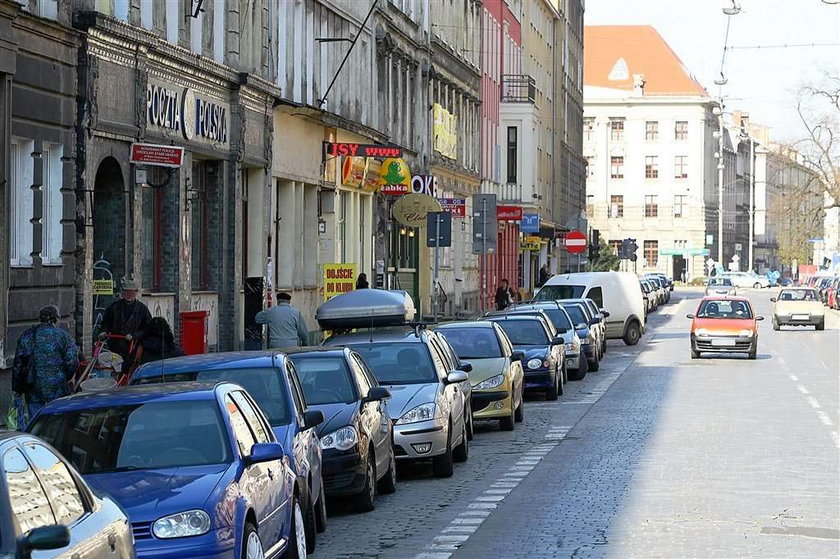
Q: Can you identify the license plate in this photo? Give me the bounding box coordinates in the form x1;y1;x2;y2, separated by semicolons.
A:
711;339;736;347
792;314;810;320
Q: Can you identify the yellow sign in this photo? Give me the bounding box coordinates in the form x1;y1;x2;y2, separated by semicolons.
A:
324;263;357;300
93;279;114;296
432;103;457;160
393;193;442;228
520;236;541;251
341;157;383;193
378;158;411;191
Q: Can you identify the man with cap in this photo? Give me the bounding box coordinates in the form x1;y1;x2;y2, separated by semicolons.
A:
255;292;310;348
101;276;152;360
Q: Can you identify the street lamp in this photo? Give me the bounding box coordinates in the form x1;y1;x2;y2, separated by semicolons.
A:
722;1;741;15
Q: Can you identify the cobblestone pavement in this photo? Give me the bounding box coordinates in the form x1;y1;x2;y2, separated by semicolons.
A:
314;290;840;558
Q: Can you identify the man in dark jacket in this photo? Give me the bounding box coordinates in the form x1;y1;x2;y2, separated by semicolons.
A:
101;277;152;361
494;279;516;311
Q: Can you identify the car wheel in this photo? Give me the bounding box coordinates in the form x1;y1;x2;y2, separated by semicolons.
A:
748;349;757;359
243;522;264;559
753;282;761;289
353;455;376;513
466;405;474;441
772;318;780;331
376;446;397;495
286;497;307;559
691;348;700;359
514;390;525;423
499;399;516;431
314;478;327;533
453;421;469;462
816;320;825;331
432;424;454;478
623;321;641;346
303;487;317;553
589;354;600;372
570;355;588;381
546;372;559;401
601;339;607;355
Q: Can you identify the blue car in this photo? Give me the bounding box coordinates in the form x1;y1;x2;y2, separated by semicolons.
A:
27;382;307;559
130;352;326;552
0;431;134;558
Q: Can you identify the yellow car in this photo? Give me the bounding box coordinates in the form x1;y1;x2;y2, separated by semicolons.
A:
435;321;525;431
771;288;825;330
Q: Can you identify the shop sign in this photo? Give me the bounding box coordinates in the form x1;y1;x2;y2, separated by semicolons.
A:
146;80;229;146
497;205;523;221
324;142;403;158
324;263;357;300
438;198;466;217
521;213;540;233
379;158;411;193
660;248;709;256
432;103;457;159
93;279;114;296
520;236;541;251
393;193;442;227
130;143;185;168
341;157;382;192
381;183;410;195
411;175;437;197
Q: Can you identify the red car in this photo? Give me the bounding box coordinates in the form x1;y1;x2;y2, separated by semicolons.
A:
687;296;764;360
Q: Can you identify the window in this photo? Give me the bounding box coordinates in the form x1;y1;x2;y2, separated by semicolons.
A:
675;121;688;141
645;195;659;217
42;143;64;265
585;156;595;178
3;448;55;533
609;240;622;255
609;119;624;142
191;161;220;291
350;356;372;397
674;195;688;218
225;394;257;456
506;126;517;183
583;118;595;142
10;138;34;267
285;362;307;417
674;155;688;179
644;241;659;267
23;443;85;526
587;286;604;308
229;392;270;444
645;121;658;141
610;156;624;179
610;195;624;218
645;156;659;179
293;356;357;405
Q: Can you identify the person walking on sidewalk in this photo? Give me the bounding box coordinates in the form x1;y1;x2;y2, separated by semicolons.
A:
11;305;79;416
495;279;516;311
101;277;152;362
255;292;310;348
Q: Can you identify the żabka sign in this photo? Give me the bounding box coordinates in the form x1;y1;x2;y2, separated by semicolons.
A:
324;142;403;158
146;81;229;145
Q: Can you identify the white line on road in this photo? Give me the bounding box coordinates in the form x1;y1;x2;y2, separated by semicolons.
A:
816;411;834;426
796;385;810;395
832;431;840;449
807;396;822;409
789;373;799;381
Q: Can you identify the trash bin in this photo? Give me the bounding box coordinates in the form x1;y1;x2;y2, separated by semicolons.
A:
180;311;209;355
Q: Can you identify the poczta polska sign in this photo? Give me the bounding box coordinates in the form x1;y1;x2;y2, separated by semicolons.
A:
147;80;230;145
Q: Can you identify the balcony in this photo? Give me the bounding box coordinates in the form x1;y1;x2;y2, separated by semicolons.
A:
501;74;536;103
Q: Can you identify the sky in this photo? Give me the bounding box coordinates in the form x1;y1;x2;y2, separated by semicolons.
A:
584;0;840;142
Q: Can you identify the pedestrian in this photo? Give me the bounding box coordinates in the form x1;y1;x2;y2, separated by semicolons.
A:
138;317;184;364
255;292;310;348
494;279;516;311
100;277;152;365
10;305;79;418
356;273;370;289
538;264;551;287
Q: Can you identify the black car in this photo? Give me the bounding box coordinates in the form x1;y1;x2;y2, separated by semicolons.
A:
286;347;396;512
560;301;601;372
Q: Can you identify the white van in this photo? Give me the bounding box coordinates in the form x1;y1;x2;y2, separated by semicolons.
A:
534;271;646;345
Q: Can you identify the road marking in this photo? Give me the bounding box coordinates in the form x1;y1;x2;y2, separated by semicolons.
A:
807;396;822;409
832;431;840;450
816;411;834;426
789;374;799;381
796;385;810;395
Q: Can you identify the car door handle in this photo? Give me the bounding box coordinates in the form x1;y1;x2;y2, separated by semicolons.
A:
108;532;117;551
267;468;275;480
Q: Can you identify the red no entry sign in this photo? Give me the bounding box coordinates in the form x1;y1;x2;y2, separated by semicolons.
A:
565;230;587;254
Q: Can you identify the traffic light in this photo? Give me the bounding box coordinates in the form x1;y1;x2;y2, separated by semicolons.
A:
628;239;638;262
589;229;601;261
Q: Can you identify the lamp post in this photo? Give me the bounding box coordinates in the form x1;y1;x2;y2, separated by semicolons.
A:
714;104;725;264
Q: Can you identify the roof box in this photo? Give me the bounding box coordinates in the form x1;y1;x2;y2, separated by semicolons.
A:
315;289;416;330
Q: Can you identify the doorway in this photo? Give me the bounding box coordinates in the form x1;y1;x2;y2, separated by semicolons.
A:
672;255;687;283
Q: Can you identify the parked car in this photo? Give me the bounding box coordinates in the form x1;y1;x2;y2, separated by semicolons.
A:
435;321;525;431
431;334;476;441
324;327;470;478
0;431;134;559
720;271;770;289
639;280;654;316
570;297;609;357
645;276;669;304
486;313;567;395
130;351;326;549
285;347;396;512
705;277;737;297
687;297;763;359
559;301;600;372
826;277;840;309
28;382;308;559
770;288;826;330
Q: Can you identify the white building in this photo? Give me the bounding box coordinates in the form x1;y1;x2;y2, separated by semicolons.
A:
583;26;718;280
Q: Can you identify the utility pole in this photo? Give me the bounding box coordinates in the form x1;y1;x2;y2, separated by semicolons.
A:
748;136;755;272
480;196;487;315
717;105;725;264
433;215;440;323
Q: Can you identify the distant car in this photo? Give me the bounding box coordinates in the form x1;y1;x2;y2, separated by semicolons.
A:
0;431;134;559
130;351;326;550
28;382;307;559
285;347;396;512
705;277;737;297
687;296;764;359
324;327;470;478
435;321;525;431
778;277;794;287
564;298;608;358
771;288;826;330
720;271;770;289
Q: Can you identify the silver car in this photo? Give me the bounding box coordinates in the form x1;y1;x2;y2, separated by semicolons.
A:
705;277;737;297
325;327;470;478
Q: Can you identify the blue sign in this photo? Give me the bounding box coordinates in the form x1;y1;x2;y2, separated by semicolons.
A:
521;213;540;233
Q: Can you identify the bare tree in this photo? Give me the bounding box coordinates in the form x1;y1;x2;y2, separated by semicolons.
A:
765;160;824;269
796;73;840;207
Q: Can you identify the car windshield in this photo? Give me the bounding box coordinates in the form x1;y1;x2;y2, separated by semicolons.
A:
29;400;231;474
697;300;753;319
134;367;290;426
492;319;549;345
350;343;438;385
562;304;588;326
438;328;502;359
779;289;818;301
529;309;573;331
534;284;584;301
290;356;357;405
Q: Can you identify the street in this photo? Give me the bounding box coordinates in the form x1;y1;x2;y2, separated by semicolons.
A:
316;289;840;558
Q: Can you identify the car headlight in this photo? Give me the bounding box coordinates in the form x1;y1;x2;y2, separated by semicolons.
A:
526;358;544;370
695;328;709;336
738;329;754;337
565;341;579;352
397;403;436;424
153;510;211;539
473;374;505;390
320;426;359;451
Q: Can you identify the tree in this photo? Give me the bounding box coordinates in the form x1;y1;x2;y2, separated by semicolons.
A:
796;74;840;207
590;238;620;272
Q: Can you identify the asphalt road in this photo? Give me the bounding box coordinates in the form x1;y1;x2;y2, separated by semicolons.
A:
314;288;840;558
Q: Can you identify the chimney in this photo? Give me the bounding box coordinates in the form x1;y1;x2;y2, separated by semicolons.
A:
632;73;646;96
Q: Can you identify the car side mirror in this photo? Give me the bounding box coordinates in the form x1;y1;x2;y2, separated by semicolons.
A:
551;336;564;346
601;310;610;318
556;327;568;334
246;442;285;465
19;525;70;553
446;371;469;384
686;314;695;319
303;410;324;430
364;386;391;402
769;297;776;302
755;316;765;321
458;363;473;373
510;351;525;362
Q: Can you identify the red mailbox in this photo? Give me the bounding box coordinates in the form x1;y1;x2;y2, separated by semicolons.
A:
180;310;209;355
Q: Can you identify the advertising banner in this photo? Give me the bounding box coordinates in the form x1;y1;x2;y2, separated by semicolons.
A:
438;198;466;217
432;103;457;159
324;263;357;300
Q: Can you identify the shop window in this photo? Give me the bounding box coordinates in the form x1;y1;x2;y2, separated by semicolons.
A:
644;240;659;267
645;195;659;218
42;143;64;265
10;138;34;267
